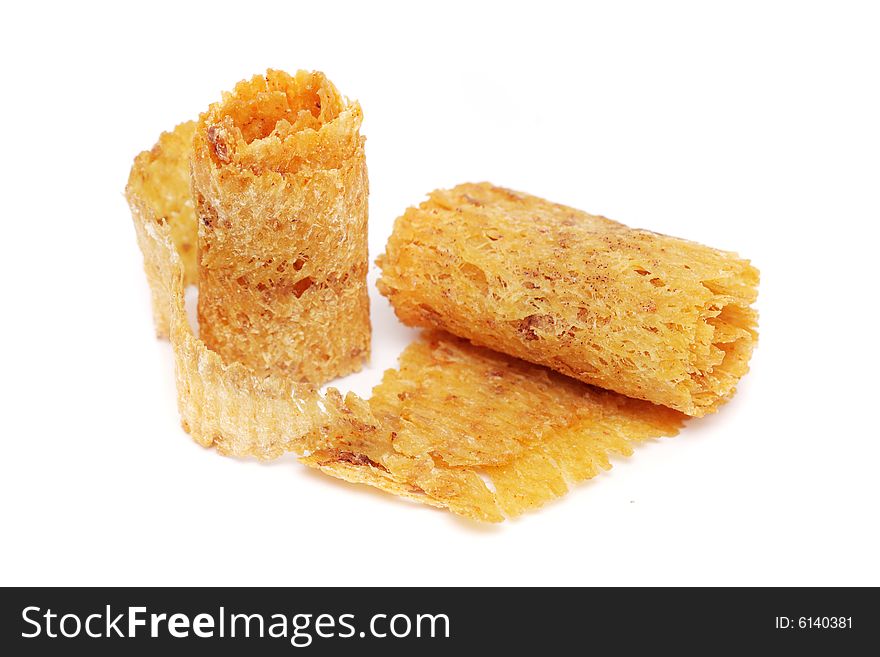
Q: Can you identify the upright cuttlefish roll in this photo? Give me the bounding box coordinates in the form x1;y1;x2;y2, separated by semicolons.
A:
378;183;759;417
192;70;370;383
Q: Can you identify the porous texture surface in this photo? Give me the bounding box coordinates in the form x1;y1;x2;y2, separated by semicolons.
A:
126;121;199;336
126;131;683;513
192;70;370;384
303;332;684;522
377;183;759;416
126;121;348;459
127;116;711;521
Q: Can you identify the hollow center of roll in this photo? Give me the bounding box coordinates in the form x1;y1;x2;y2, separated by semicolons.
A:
222;70;345;145
690;300;757;411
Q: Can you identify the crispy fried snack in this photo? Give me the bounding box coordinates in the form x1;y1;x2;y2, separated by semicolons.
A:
126;129;680;514
126;121;199;336
192;70;370;383
126;122;349;459
303;332;684;521
377;183;759;416
125;93;730;521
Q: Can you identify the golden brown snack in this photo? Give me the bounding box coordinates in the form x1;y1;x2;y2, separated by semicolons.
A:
125;121;198;336
125;104;714;520
125;129;680;510
377;183;759;416
126;121;350;459
303;332;684;521
192;70;370;384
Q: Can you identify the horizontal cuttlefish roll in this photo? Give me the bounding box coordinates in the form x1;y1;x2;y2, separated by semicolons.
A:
378;183;759;416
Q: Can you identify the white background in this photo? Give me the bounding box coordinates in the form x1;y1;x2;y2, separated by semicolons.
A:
2;1;878;586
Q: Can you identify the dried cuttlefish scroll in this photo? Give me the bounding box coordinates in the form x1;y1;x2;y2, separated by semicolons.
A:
125;129;679;517
125;121;199;335
192;69;370;384
125;127;681;518
303;332;684;522
377;183;759;417
126;121;348;459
